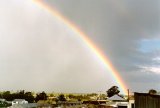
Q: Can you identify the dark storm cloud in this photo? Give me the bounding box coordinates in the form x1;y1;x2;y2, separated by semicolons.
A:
0;0;159;93
45;0;160;92
0;0;118;93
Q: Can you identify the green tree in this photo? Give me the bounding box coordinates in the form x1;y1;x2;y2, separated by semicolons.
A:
24;92;35;103
68;94;74;99
2;91;12;101
106;86;120;97
58;94;66;101
1;90;35;103
148;89;157;95
35;91;47;102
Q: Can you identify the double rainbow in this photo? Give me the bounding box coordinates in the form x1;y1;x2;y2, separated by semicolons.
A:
33;0;128;94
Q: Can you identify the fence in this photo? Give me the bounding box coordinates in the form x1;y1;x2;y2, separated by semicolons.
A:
135;92;160;108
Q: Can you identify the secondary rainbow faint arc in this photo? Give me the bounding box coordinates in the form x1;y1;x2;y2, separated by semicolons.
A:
33;0;128;94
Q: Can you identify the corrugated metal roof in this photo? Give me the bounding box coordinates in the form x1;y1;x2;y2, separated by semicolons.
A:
107;95;125;101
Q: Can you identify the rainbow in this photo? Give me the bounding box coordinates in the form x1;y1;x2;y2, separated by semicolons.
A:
33;0;128;94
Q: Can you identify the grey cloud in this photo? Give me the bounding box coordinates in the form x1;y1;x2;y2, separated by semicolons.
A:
0;0;118;93
45;0;160;92
0;0;160;93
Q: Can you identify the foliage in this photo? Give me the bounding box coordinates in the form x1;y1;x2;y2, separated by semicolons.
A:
35;91;48;102
106;86;120;97
49;93;54;97
68;94;84;101
99;94;107;100
24;92;35;103
0;90;35;103
0;101;11;107
148;89;157;95
58;94;66;101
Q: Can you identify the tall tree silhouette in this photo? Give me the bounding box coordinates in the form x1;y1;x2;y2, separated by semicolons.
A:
58;94;66;101
106;86;120;97
148;89;157;95
35;91;47;102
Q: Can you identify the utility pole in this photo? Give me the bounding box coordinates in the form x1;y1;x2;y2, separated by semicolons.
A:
127;89;130;102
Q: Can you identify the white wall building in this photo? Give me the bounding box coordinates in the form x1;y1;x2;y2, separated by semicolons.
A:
12;99;28;105
106;95;135;108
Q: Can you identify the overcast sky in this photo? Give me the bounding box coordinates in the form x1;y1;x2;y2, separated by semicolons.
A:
0;0;160;93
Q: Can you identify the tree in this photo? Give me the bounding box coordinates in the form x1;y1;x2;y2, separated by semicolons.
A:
148;89;157;95
58;94;66;101
24;92;35;103
106;86;120;97
2;91;12;101
35;91;47;102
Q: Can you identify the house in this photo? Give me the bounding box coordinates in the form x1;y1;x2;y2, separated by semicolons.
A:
135;92;160;108
128;99;134;108
107;95;126;102
0;98;6;102
0;98;11;107
106;95;135;108
8;103;38;108
12;99;28;105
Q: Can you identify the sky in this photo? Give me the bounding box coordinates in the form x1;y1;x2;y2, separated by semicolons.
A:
0;0;160;93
